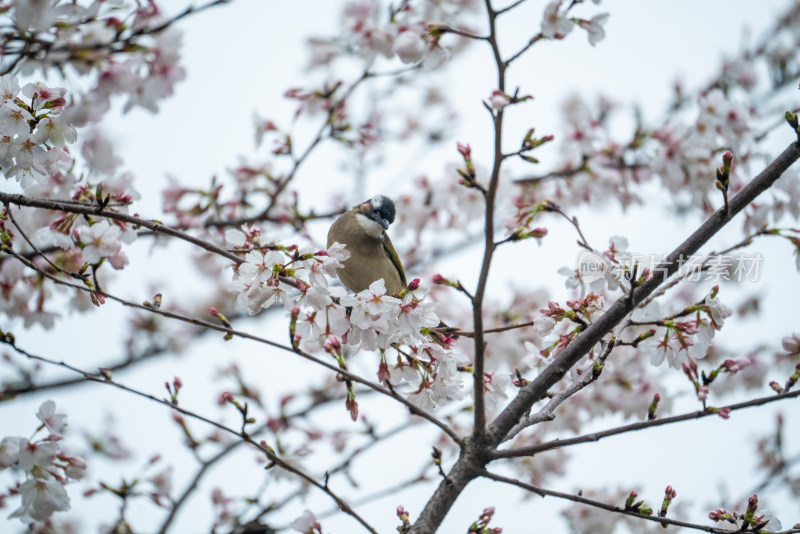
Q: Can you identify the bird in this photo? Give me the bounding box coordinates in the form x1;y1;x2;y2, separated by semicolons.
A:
327;195;407;295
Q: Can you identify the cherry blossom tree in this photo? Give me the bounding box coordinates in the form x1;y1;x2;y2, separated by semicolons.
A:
1;0;800;533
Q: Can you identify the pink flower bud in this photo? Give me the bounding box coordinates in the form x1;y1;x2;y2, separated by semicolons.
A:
489;90;510;111
406;278;421;291
324;336;342;354
722;151;733;165
377;361;391;384
747;494;758;512
456;142;471;158
709;508;729;521
529;227;548;238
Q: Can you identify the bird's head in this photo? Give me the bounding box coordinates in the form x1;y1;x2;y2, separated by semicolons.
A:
353;195;396;237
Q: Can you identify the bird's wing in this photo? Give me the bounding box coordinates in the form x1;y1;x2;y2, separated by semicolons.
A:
382;234;407;287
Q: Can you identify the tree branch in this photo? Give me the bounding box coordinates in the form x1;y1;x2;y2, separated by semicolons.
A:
489;141;800;444
1;337;379;534
1;248;462;445
471;0;506;439
408;141;800;532
481;470;800;534
494;388;800;459
0;193;243;264
503;340;614;441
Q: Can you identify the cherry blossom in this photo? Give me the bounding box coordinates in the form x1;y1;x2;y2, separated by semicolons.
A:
578;13;610;46
36;400;67;438
1;401;85;524
229;249;293;314
291;509;322;533
541;1;574;39
394;31;427;64
482;372;512;410
8;478;71;524
79;220;122;265
489;90;511;111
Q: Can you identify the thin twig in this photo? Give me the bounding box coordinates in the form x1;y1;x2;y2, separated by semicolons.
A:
433;25;489;40
549;205;592;251
495;0;530;16
433;321;534;339
503;339;615;441
0;192;243;264
158;389;349;533
205;71;372;228
494;388;800;459
505;34;543;66
471;0;507;440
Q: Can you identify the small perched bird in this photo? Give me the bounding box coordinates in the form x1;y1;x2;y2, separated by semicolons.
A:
327;195;407;295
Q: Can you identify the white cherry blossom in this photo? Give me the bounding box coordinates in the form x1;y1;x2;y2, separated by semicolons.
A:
541;1;574;39
0;436;22;467
79;220;122;264
290;509;321;533
9;478;70;524
36;400;67;437
579;13;610;46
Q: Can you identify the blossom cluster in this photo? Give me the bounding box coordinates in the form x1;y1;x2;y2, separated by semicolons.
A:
1;1;185;117
306;0;480;71
1;189;138;328
0;400;86;524
513;1;800;230
1;76;76;191
541;1;609;47
227;233;476;411
634;286;733;370
0;2;185;330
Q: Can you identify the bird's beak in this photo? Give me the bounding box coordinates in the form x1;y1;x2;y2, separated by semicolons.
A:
380;218;390;230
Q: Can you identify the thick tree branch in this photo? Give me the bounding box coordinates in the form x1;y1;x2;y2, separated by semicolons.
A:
408;142;800;532
489;141;800;444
